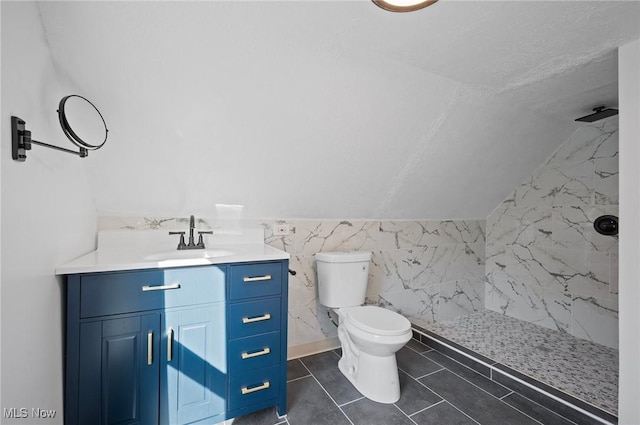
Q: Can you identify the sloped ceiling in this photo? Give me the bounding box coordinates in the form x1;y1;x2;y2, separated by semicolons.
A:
35;0;640;219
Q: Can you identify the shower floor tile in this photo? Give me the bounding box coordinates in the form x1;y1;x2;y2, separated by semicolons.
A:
412;310;618;416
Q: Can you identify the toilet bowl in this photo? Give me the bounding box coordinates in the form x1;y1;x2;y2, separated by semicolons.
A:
335;306;411;403
315;251;412;404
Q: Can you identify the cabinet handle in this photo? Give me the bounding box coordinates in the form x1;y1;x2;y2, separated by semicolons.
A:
241;347;271;359
167;328;173;362
141;283;181;292
242;313;271;324
243;275;272;282
241;381;270;395
147;332;153;365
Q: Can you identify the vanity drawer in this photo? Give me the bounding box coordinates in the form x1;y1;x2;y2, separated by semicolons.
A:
228;364;280;411
229;332;281;372
229;262;282;300
228;298;281;339
80;266;225;318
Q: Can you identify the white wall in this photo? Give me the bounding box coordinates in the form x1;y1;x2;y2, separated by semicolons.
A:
0;2;97;423
618;38;640;425
0;0;3;411
35;1;582;221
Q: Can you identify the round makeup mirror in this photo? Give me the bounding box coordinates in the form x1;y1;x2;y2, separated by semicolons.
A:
58;95;108;151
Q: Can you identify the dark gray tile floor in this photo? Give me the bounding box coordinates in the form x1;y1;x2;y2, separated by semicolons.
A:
227;338;577;425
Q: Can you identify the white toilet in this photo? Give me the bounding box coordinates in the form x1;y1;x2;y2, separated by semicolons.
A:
315;251;412;404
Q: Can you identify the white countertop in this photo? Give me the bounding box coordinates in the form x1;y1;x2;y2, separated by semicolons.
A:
55;228;289;275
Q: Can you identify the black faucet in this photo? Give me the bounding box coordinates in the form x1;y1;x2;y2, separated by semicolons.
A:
188;215;196;247
169;215;213;250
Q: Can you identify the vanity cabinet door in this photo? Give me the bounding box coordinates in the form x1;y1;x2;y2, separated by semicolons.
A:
162;304;227;425
77;313;161;425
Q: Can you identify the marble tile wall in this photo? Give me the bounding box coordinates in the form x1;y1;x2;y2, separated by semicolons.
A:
268;220;486;347
485;117;619;349
99;217;486;348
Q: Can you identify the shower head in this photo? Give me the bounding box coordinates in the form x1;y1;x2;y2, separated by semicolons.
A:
575;106;618;123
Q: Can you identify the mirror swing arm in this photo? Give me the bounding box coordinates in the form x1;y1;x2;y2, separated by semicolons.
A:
11;95;108;162
11;116;89;160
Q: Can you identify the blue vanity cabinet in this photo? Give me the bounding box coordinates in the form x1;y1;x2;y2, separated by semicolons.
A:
65;266;228;425
64;259;289;425
226;261;289;418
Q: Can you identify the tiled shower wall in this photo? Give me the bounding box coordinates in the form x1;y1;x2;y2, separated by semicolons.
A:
98;218;486;348
485;118;619;349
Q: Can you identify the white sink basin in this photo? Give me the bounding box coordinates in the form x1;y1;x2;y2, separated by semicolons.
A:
144;249;234;261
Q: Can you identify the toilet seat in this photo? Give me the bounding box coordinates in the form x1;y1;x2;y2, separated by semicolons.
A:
344;306;411;336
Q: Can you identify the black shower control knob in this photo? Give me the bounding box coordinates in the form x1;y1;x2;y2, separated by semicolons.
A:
594;215;618;236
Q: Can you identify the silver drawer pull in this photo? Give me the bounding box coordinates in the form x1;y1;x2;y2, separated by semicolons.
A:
241;382;270;395
241;348;271;359
243;275;272;282
167;328;174;362
141;283;181;292
147;332;153;365
242;313;271;324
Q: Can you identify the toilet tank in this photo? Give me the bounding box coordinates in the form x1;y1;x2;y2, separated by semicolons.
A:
316;251;372;308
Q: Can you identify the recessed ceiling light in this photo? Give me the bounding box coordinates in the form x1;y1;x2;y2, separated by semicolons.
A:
373;0;438;13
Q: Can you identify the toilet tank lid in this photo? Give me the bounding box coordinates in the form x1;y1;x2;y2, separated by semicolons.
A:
315;251;372;263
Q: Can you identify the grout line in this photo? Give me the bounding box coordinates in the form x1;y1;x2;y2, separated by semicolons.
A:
407;399;446;417
422;365;511;403
407;340;432;354
394;403;420;425
393;403;411;417
405;366;445;380
338;396;365;408
404;413;419;425
337;406;356;425
499;391;514;400
410;384;482;425
297;358;314;375
414;329;616;425
286;374;311;383
299;358;356;425
422;351;512;400
445;400;483;425
424;348;491;378
507;394;580;425
499;397;554;425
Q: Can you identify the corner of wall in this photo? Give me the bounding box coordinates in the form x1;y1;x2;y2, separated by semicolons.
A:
617;37;640;425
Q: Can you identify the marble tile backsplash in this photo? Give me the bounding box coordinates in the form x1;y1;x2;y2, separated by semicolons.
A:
485;117;619;349
99;217;486;348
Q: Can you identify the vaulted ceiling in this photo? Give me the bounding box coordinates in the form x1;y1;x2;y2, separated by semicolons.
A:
35;1;640;219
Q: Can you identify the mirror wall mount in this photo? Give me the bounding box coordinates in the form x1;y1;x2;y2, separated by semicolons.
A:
12;116;88;160
11;95;108;162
